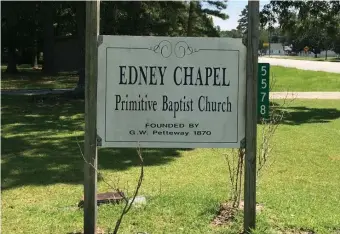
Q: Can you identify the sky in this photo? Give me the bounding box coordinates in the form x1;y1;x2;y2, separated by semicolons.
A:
211;0;270;31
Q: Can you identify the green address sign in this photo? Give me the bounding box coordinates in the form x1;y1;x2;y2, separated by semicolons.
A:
258;63;270;119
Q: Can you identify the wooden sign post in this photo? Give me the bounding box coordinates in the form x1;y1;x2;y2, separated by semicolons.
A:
83;1;257;233
84;1;100;234
244;0;259;233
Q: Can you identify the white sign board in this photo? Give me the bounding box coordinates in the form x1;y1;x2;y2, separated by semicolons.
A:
97;36;246;148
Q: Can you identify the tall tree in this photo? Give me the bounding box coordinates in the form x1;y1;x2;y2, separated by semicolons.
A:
236;5;248;36
261;0;340;57
2;2;19;73
187;1;197;36
237;4;270;50
2;1;233;92
334;32;340;56
2;1;44;71
187;1;228;36
41;1;56;74
31;2;40;69
202;0;228;19
76;1;85;89
54;2;77;37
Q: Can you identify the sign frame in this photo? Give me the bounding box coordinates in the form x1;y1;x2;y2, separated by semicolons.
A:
96;35;247;149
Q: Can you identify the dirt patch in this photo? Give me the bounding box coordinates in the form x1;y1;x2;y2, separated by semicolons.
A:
238;200;265;212
276;228;315;234
329;155;340;161
68;227;107;234
211;202;238;226
211;200;264;226
279;228;340;234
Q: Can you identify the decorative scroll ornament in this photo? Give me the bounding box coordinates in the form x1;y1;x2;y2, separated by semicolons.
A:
148;40;172;58
148;40;199;58
174;41;199;58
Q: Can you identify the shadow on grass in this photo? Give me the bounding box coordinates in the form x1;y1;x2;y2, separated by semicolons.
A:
1;66;78;90
4;95;338;190
1;95;186;190
281;106;340;124
266;102;340;125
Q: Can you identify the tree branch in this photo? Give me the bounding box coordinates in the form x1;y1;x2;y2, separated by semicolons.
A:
76;136;145;233
113;145;144;234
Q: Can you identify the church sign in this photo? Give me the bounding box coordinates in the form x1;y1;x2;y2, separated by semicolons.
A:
97;36;246;148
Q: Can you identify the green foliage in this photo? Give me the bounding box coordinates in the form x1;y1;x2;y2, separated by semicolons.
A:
219;29;242;38
202;1;228;20
334;32;340;55
261;0;340;55
236;5;270;50
1;1;228;75
1;1;227;42
236;5;248;35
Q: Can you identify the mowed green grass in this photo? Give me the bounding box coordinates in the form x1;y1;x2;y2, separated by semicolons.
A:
270;66;340;92
1;64;78;89
2;96;340;234
2;64;340;92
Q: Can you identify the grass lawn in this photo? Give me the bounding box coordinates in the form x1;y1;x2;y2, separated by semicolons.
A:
2;95;340;233
2;64;340;92
270;66;340;92
266;56;340;62
1;64;78;90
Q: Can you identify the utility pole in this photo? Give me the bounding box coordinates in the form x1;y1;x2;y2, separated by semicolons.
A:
244;0;259;233
84;1;100;233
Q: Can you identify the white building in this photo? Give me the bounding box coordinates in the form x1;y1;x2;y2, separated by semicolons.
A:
262;43;339;57
300;50;338;58
263;43;286;56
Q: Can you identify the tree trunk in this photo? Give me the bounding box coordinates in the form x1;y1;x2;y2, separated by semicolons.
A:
325;50;328;60
187;1;196;36
268;29;271;57
32;3;39;69
76;1;86;90
5;7;18;73
113;2;118;35
32;44;38;69
131;2;142;35
37;50;41;64
42;2;55;75
6;41;18;73
6;31;18;73
31;24;38;69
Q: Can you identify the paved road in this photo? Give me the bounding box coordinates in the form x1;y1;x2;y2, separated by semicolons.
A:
259;57;340;73
2;89;340;99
